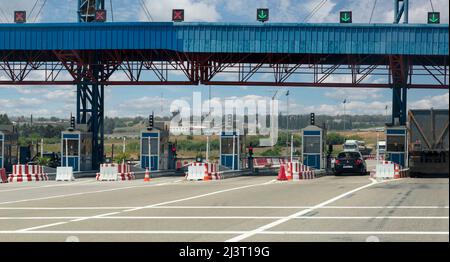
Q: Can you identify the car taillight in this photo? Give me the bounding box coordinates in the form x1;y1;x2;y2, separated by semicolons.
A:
356;159;362;165
335;159;340;165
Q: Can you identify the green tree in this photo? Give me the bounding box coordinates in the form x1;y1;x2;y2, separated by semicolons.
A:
0;114;12;125
327;132;345;145
260;146;282;157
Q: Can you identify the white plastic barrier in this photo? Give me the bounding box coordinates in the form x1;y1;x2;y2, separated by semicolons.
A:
374;161;396;179
56;167;75;181
186;164;205;180
97;164;119;181
186;162;219;181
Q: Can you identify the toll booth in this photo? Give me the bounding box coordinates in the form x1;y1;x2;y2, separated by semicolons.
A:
220;131;243;170
0;125;18;173
61;125;92;172
385;126;408;167
140;122;170;171
302;125;325;170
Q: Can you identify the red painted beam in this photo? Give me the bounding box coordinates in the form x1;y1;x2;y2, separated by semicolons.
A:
0;81;448;89
202;81;450;89
0;81;197;86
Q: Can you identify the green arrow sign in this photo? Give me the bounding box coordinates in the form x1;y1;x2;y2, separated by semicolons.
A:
257;8;269;22
428;12;440;24
340;11;352;23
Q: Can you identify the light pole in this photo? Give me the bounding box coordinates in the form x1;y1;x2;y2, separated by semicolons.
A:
385;105;389;123
343;98;347;131
286;90;290;158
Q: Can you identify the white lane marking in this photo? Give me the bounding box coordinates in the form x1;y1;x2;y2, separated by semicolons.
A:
0;230;447;235
121;181;270;213
260;231;450;235
0;207;134;210
1;206;448;210
0;180;95;193
17;212;121;232
0;216;448;220
262;179;277;185
14;180;272;232
226;178;385;242
0;178;182;205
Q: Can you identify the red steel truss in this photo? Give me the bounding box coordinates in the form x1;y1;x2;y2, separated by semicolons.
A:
0;50;448;89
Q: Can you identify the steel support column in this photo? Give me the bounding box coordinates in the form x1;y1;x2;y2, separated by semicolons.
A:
78;0;105;169
390;55;409;126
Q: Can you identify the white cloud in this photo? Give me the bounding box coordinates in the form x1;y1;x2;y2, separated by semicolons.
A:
409;92;449;109
325;88;383;101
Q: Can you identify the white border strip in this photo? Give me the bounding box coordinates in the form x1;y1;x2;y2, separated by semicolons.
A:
0;230;447;235
0;216;448;220
1;206;447;210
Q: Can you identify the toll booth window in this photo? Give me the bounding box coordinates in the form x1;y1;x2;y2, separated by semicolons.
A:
63;140;79;156
221;137;235;154
81;138;92;156
142;138;158;155
303;136;320;153
11;143;18;164
387;136;405;152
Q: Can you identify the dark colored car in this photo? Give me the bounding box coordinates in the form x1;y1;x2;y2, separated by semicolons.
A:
334;151;368;176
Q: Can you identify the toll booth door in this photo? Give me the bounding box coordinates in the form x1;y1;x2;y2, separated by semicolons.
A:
389;153;406;167
62;157;79;172
141;156;159;171
221;155;238;170
62;134;81;171
304;154;320;170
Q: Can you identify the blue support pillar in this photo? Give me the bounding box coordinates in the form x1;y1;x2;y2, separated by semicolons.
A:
389;54;409;126
77;0;106;169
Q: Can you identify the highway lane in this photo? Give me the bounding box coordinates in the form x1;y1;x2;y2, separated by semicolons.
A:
0;174;447;242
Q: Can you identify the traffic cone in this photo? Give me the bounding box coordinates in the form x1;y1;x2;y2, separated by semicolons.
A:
277;164;288;181
144;167;151;182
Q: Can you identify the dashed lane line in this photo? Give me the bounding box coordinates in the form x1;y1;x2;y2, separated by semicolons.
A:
14;179;275;232
226;178;389;242
0;178;182;205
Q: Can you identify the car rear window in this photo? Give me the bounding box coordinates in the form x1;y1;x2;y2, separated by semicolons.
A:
338;152;361;159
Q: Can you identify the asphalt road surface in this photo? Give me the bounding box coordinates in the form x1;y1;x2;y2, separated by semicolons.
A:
0;169;448;242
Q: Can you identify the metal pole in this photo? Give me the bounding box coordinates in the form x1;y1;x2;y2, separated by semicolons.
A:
65;138;68;168
232;135;236;171
237;134;240;171
122;137;126;153
343;102;346;131
286;91;289;158
376;133;380;165
206;136;210;162
40;138;44;157
290;134;294;162
148;136;151;171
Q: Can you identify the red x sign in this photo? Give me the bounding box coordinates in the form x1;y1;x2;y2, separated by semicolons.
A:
14;11;26;23
95;9;107;22
172;9;184;22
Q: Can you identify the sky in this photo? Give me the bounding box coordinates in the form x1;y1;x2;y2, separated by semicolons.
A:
0;0;448;119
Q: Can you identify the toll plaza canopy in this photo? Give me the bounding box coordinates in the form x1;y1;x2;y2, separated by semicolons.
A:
0;22;448;89
0;22;448;56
